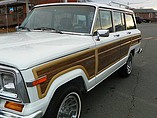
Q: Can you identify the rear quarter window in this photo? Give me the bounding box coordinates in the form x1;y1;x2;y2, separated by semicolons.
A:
125;14;136;30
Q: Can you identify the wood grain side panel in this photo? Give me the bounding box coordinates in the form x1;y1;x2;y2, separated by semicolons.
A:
98;41;121;53
120;41;132;57
33;49;96;98
98;45;120;73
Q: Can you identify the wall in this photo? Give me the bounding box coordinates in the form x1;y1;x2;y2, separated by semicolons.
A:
0;3;26;27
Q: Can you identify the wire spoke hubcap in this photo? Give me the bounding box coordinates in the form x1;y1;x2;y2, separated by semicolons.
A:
57;92;81;118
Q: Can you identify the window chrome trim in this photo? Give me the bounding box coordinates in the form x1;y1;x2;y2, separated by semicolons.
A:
0;65;30;103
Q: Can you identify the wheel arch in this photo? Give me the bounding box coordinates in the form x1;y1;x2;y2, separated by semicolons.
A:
130;49;135;56
55;76;87;93
42;69;88;117
48;68;88;95
42;68;88;115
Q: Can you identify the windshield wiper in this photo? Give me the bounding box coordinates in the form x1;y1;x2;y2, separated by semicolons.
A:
34;27;63;34
19;26;31;32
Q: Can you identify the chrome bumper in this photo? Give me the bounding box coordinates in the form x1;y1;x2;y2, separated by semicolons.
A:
0;110;42;118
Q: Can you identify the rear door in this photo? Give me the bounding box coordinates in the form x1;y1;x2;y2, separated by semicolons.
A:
112;11;134;61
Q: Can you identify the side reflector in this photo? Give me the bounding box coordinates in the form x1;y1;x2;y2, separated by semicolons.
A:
32;76;47;86
5;101;24;112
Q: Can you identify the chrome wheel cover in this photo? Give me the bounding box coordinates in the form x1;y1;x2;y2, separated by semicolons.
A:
57;92;81;118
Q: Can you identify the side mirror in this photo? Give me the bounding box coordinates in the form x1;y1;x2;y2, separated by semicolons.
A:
94;29;109;41
97;29;109;37
15;26;19;32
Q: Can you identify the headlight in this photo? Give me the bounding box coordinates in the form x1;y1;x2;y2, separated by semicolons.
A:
0;65;30;103
0;72;17;98
1;73;16;93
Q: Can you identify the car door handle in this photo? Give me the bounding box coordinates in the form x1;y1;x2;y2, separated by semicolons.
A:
127;32;131;34
114;34;120;37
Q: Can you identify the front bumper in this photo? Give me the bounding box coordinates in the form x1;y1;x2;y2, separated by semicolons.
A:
0;110;42;118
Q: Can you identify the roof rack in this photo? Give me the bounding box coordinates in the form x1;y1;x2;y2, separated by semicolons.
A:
109;1;129;9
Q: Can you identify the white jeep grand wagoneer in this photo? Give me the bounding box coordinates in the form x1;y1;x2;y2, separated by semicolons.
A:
0;2;142;118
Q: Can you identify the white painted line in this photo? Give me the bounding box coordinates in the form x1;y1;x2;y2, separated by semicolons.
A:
143;37;153;40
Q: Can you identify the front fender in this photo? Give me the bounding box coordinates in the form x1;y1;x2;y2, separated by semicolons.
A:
41;68;95;115
47;68;87;98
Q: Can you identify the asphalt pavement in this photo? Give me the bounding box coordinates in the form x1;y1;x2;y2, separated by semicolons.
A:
81;23;157;118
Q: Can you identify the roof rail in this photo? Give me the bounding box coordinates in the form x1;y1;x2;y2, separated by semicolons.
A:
109;1;129;9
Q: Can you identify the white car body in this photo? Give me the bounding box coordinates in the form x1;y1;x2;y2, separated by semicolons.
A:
0;2;142;118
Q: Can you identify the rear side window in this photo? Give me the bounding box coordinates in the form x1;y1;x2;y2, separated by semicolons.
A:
113;12;125;32
125;14;136;30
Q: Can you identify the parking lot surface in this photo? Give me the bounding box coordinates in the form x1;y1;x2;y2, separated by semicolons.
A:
81;23;157;118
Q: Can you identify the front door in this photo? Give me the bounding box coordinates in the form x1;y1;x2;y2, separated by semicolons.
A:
93;9;121;83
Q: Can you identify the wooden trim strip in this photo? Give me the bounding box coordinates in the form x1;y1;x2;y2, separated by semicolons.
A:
131;38;141;46
95;49;99;75
121;41;131;46
98;45;121;55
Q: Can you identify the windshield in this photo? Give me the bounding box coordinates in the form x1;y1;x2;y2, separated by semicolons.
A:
21;5;95;34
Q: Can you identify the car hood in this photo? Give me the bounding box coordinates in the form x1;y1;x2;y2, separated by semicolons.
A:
0;31;94;70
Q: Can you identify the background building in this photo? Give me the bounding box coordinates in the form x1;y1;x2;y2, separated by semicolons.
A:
133;8;157;22
0;0;27;27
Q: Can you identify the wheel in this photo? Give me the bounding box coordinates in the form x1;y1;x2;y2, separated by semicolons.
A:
43;86;82;118
118;53;133;77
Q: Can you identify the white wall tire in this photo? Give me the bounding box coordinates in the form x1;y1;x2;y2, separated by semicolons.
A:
44;86;82;118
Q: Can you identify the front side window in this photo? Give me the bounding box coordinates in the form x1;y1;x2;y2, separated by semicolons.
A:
100;10;113;32
125;14;136;30
113;12;125;32
21;5;95;33
93;9;113;33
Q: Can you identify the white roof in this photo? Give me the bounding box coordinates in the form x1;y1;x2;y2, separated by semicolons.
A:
34;2;133;13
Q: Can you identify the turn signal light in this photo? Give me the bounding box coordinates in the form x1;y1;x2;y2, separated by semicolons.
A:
5;101;24;112
32;76;47;86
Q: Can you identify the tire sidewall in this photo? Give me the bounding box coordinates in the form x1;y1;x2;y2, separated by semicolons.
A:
43;86;82;118
118;53;133;77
